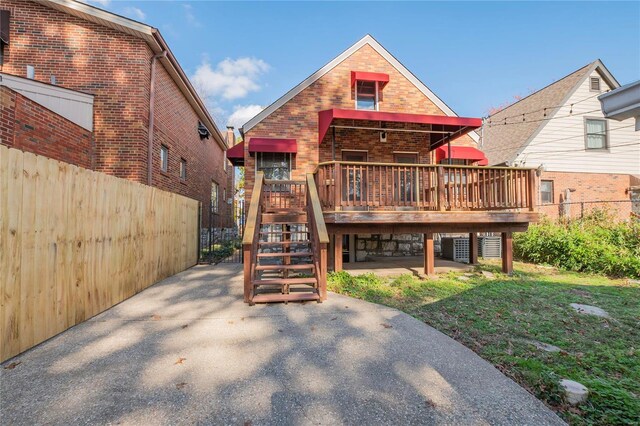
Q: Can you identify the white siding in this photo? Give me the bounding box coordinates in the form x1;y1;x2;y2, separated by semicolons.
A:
515;69;640;175
0;73;94;131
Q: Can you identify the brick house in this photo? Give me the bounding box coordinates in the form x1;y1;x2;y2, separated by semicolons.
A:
231;35;538;304
0;0;233;226
482;60;640;220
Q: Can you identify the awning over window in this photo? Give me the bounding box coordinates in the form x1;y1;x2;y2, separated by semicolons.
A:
248;138;297;153
318;108;482;146
435;145;489;166
227;141;244;166
350;71;389;89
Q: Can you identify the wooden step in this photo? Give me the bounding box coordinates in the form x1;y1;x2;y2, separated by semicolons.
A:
260;231;309;235
251;292;320;304
256;264;314;271
252;277;317;286
261;214;307;223
259;240;310;246
257;252;313;258
261;221;308;225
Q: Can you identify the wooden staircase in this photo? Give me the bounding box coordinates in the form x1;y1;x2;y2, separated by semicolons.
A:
243;173;328;305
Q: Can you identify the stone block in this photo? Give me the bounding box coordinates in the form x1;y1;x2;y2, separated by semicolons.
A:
398;243;411;252
382;241;396;251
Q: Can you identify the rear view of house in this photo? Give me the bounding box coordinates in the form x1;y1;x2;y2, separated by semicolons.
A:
483;60;640;220
233;35;539;304
0;0;233;226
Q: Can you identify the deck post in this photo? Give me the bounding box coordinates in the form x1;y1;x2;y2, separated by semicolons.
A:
423;232;435;276
334;163;342;211
333;234;343;272
501;231;513;275
469;232;478;265
437;166;446;211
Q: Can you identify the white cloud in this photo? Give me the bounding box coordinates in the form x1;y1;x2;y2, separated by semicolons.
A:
123;6;145;20
192;57;270;101
183;4;202;28
227;105;265;129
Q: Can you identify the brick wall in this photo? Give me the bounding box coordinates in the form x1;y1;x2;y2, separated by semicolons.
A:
0;86;92;168
0;1;231;225
244;43;476;199
537;171;634;220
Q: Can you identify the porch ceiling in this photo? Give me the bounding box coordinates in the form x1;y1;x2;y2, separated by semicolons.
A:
318;108;482;147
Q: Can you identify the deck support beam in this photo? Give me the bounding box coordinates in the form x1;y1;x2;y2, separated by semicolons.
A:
469;232;478;265
333;234;343;272
423;232;435;276
501;231;513;275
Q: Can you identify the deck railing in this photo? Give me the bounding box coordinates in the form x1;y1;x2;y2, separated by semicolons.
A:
314;161;536;212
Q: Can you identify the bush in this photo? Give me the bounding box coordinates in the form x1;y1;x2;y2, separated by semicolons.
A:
514;212;640;278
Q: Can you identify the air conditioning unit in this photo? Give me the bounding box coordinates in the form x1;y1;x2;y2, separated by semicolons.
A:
440;237;469;263
479;236;502;258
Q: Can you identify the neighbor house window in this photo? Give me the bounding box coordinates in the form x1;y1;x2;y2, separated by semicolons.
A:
585;118;608;149
355;80;378;111
180;158;187;180
160;145;168;172
540;180;554;204
256;152;291;180
211;181;219;213
590;77;601;92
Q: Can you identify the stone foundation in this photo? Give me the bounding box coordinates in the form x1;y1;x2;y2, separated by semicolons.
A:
355;234;424;261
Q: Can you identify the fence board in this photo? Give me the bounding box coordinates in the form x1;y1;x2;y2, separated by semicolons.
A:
0;145;199;362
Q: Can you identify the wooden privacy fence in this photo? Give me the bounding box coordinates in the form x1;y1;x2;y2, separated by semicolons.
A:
0;145;199;362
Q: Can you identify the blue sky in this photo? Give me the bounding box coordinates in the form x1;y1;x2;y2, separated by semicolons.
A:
88;1;640;130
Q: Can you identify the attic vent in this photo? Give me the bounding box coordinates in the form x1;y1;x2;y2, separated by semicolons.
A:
198;121;210;140
590;77;601;92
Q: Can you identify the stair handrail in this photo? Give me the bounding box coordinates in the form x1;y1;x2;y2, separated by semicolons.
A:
243;172;264;303
306;173;329;300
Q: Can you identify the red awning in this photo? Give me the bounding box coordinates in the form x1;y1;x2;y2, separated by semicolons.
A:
227;141;244;166
350;71;389;89
435;146;489;166
318;108;482;146
248;138;297;153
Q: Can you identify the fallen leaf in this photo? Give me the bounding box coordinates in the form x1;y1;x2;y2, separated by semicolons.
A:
310;326;316;331
176;382;187;389
151;314;161;321
228;320;234;324
425;398;437;408
330;317;337;321
345;306;349;309
241;317;245;321
244;421;253;426
277;329;283;333
381;323;393;329
181;324;188;329
3;361;21;370
175;357;186;365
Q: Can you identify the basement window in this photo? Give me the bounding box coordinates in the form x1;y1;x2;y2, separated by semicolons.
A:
160;145;169;172
355;80;378;111
590;77;601;92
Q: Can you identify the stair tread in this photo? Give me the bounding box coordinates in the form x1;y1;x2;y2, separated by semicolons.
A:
256;264;314;271
260;231;310;234
252;277;318;285
259;241;310;245
257;252;313;258
252;292;320;303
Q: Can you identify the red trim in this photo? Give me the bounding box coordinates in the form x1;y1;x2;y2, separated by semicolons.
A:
248;137;297;153
351;71;389;89
227;141;244;166
318;108;482;145
435;146;489;166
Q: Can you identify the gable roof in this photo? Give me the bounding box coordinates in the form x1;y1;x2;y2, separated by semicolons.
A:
30;0;226;149
242;34;479;143
483;60;620;165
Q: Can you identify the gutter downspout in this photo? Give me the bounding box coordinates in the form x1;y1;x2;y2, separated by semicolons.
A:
148;50;168;186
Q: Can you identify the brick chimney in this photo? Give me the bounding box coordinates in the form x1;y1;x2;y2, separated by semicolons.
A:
226;126;235;146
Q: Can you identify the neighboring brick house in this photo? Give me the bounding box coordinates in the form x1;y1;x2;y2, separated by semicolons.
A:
483;60;640;220
229;35;525;267
0;0;233;226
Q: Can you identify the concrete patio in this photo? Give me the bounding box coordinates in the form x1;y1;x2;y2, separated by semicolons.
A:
343;256;474;277
0;263;564;425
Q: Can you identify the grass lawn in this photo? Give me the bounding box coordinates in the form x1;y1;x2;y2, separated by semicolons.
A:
327;261;640;425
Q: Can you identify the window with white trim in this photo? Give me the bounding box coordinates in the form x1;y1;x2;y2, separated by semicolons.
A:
355;80;378;111
540;180;554;204
160;145;168;172
211;181;219;213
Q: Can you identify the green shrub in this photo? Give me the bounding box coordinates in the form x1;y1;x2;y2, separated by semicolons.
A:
514;212;640;278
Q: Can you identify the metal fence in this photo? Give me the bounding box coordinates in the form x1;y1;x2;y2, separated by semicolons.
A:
538;199;639;221
199;199;246;264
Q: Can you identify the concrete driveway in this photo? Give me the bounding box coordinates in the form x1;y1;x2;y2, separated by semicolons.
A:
1;264;564;425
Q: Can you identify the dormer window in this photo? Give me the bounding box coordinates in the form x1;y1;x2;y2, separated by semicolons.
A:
351;71;389;111
356;80;378;111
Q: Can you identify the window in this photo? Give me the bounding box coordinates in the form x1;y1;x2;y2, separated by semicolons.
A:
180;158;187;180
211;181;219;213
160;145;168;172
590;77;601;92
393;153;418;202
355;80;378;111
341;151;367;202
540;180;554;204
256;152;291;180
585;118;608;149
393;153;418;164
